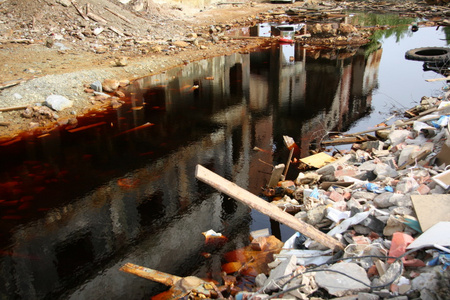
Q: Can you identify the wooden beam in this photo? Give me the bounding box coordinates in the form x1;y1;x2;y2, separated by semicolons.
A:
343;115;442;137
425;76;450;82
0;79;22;90
0;105;28;112
104;6;131;24
120;263;182;286
195;165;345;251
71;0;89;20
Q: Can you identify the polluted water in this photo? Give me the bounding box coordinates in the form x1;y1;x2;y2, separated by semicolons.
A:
0;15;449;299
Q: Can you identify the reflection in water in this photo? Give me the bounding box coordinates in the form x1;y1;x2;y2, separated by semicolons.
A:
0;41;381;299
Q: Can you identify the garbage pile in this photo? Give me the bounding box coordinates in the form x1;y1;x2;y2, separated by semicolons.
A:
241;96;450;299
121;96;450;299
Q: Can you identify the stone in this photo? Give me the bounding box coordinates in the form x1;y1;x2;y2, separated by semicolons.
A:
391;206;414;215
186;32;198;39
383;215;405;236
373;192;393;208
388;129;411;147
353;225;372;235
374;163;398;180
90;80;102;92
54;42;71;51
296;172;321;185
334;166;358;180
92;44;108;54
361;140;384;151
357;292;379;300
390;297;408;300
373;289;391;298
306;205;327;225
173;40;190;48
263;255;297;292
114;56;128;67
285;273;318;299
411;272;439;292
119;79;130;87
375;261;402;287
359;160;377;172
102;79;120;92
314;262;370;297
255;273;267;287
389;193;412;207
151;46;162;53
395;177;419;194
352;191;376;201
44;95;73;111
419;289;437;300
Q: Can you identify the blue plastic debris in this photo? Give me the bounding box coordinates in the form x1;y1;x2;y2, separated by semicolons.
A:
310;187;319;199
365;182;383;193
431;115;449;128
427;250;450;270
385;186;394;192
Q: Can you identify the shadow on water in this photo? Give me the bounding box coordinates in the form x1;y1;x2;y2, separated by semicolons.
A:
0;12;435;299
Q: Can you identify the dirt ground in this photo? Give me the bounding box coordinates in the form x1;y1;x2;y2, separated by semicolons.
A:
0;0;434;141
0;0;304;140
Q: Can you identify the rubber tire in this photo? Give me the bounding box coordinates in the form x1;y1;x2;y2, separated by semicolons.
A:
405;47;450;62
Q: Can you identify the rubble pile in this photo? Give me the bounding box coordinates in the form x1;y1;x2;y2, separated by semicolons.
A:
243;96;450;299
122;94;450;300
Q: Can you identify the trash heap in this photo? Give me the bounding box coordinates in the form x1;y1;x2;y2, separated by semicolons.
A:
121;97;450;299
242;96;450;299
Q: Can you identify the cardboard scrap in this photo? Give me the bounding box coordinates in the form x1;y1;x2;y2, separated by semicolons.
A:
299;152;336;169
411;195;450;231
435;143;450;167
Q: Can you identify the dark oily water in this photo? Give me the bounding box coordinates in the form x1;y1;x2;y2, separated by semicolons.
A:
1;16;449;300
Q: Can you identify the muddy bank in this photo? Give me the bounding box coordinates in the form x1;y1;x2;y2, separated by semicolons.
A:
1;0;449;140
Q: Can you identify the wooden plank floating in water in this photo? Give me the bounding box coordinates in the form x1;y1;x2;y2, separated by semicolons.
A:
195;164;345;251
120;263;182;286
120;262;222;299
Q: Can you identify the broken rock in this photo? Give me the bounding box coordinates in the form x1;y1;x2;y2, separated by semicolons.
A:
314;262;370;297
262;255;297;293
44;95;73;111
102;79;120;92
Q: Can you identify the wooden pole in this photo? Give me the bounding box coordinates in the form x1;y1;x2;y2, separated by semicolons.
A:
120;263;182;286
283;147;294;178
425;76;450;82
195;165;345;251
120;262;223;298
343;114;442;137
0;105;28;112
